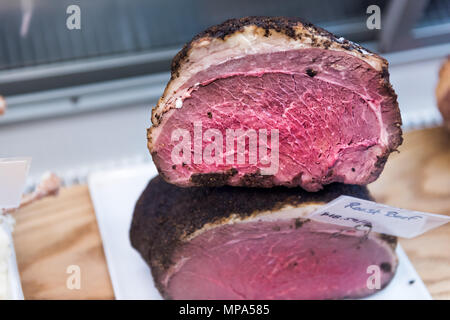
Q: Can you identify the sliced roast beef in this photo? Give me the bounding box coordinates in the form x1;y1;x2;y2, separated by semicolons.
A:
148;16;402;191
130;176;398;300
437;57;450;130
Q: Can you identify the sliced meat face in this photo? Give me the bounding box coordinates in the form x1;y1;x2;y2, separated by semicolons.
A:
153;50;384;190
166;218;397;300
130;175;398;300
148;17;402;190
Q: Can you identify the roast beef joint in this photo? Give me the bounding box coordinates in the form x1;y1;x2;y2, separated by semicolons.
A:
130;176;398;300
148;17;402;191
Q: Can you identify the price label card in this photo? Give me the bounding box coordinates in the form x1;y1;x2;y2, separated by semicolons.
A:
309;196;450;238
0;158;31;210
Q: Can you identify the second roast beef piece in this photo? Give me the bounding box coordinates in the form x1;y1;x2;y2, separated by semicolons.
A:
130;176;398;300
437;56;450;130
148;16;402;191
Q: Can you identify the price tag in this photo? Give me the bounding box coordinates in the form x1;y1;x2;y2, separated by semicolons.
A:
308;195;450;238
0;158;31;210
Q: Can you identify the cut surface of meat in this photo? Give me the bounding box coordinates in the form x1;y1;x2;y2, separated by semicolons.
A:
148;17;402;191
167;219;396;300
130;176;398;300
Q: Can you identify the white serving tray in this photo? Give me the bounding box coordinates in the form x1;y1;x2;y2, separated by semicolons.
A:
88;163;432;300
1;222;24;300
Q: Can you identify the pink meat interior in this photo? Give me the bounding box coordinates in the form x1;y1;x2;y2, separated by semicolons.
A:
153;49;386;191
163;219;396;300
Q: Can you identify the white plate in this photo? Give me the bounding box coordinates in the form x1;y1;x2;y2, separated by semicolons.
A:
1;223;24;300
88;164;432;300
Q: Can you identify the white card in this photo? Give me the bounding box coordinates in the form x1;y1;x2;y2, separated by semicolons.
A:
0;158;31;210
309;195;450;238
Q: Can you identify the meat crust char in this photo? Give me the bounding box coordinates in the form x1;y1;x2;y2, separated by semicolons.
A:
130;175;397;299
169;16;377;83
147;17;402;191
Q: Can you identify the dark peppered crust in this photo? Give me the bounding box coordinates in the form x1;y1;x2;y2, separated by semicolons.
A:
190;169;276;187
170;16;375;79
129;175;389;298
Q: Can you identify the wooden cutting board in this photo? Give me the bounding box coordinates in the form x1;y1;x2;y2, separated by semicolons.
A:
369;127;450;299
11;127;450;300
